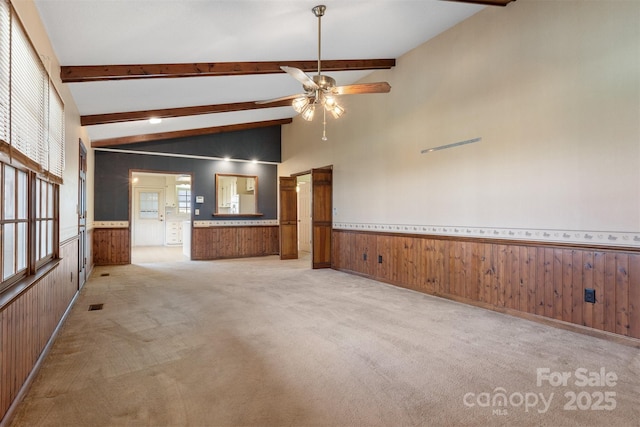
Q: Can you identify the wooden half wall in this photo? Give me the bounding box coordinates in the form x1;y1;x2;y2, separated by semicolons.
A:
92;225;279;264
93;228;130;265
0;237;80;424
333;230;640;341
192;226;279;260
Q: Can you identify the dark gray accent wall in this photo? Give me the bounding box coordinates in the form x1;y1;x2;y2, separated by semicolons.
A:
94;126;280;221
112;126;281;162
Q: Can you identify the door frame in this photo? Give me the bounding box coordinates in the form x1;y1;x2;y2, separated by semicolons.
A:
279;166;333;268
297;176;312;253
128;169;193;257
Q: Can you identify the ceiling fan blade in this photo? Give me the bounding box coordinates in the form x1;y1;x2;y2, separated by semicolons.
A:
333;82;391;95
281;66;319;90
255;93;307;105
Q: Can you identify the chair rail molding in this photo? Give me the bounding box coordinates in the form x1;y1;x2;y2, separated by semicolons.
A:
194;219;278;227
333;222;640;250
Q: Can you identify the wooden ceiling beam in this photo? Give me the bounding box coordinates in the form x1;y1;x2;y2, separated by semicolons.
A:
443;0;515;6
81;99;293;126
91;118;292;148
61;59;396;83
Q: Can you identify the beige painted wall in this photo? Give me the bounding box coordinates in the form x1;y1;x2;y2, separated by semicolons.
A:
11;0;92;241
280;0;640;245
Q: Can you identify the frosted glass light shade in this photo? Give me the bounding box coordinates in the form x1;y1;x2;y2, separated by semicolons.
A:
301;104;316;121
292;96;309;113
328;103;345;119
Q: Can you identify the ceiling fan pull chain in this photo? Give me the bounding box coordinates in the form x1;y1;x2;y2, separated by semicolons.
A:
322;107;328;141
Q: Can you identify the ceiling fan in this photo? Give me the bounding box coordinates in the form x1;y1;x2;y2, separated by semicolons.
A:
257;5;391;140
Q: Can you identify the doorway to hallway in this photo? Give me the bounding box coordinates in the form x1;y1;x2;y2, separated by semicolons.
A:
279;167;332;269
297;174;311;254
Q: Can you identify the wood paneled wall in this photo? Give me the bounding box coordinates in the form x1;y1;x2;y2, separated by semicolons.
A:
333;230;640;340
0;238;79;424
192;226;279;260
92;228;130;265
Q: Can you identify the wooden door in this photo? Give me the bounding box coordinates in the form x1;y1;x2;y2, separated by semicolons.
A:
311;168;332;269
78;140;87;289
279;176;298;260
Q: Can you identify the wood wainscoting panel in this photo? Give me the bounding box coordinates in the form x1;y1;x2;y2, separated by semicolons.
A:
0;238;79;423
192;226;278;260
356;233;377;277
393;237;421;290
92;228;130;265
331;229;351;271
630;257;640;338
332;229;640;341
192;226;220;260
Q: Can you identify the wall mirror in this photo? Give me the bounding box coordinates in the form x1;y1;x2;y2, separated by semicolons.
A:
215;174;261;216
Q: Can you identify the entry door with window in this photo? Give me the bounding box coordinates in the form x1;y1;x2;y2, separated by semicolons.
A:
133;188;165;246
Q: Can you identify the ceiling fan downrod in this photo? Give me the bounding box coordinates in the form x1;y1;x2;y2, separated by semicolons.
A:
312;5;326;78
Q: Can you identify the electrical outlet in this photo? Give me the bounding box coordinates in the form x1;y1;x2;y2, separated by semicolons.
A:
363;253;367;261
195;209;200;216
378;255;383;264
584;288;596;304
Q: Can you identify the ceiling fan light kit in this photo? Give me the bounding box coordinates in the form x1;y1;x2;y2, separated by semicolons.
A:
257;4;391;140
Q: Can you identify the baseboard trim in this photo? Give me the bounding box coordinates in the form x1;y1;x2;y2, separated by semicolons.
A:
0;290;80;427
432;290;640;349
336;267;640;350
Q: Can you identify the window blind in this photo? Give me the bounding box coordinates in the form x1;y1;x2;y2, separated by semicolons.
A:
10;18;46;165
48;87;64;178
2;2;65;178
0;0;9;145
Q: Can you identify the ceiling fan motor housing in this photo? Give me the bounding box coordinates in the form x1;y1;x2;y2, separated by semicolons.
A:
311;74;336;92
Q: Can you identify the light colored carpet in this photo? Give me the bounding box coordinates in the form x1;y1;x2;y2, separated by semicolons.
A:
9;254;640;426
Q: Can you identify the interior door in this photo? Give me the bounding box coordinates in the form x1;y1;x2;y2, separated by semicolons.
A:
279;176;298;260
78;140;87;288
311;168;332;269
133;188;165;246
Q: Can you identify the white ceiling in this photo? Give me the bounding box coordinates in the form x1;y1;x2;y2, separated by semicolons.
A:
33;0;486;143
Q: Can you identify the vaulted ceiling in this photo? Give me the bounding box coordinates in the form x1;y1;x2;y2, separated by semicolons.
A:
33;0;515;147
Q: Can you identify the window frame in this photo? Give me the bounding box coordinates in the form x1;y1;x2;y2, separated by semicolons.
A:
177;187;191;215
0;161;58;292
1;163;29;285
35;176;58;268
0;0;63;295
